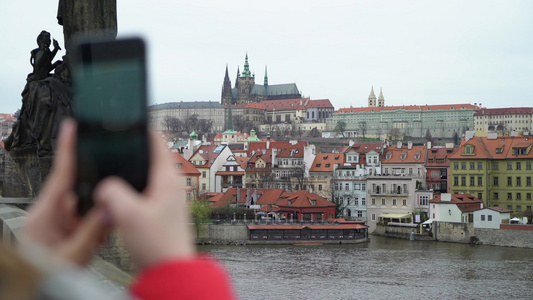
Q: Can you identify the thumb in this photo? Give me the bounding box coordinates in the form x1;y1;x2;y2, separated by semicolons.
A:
94;177;143;227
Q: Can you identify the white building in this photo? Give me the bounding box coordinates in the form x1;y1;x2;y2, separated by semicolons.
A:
429;193;483;223
473;207;512;229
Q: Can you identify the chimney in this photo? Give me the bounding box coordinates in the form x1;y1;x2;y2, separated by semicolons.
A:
408;141;413;150
236;187;241;203
441;193;451;202
397;141;402;149
246;188;251;206
272;147;277;165
427;141;432;149
267;134;271;150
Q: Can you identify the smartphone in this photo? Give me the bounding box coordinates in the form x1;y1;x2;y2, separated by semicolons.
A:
71;37;150;215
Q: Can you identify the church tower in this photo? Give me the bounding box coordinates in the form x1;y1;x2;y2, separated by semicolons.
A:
236;53;255;104
221;64;233;105
368;86;377;107
378;87;385;107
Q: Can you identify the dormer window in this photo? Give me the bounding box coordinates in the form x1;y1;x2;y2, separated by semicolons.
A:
496;148;503;154
386;153;392;159
310;200;316;205
463;145;475;155
288;200;292;205
414;153;420;160
176;163;182;169
513;148;527;155
325;164;331;167
401;153;407;160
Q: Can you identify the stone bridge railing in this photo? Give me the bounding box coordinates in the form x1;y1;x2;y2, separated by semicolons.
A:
0;203;132;289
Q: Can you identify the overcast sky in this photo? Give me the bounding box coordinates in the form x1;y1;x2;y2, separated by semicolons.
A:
1;1;532;114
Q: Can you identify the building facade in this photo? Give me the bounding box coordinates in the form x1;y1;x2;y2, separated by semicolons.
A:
474;107;533;137
148;101;226;132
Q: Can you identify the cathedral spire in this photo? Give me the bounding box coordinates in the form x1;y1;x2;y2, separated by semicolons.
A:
242;53;252;77
264;66;268;86
378;87;385;107
368;86;377;107
221;64;232;105
236;66;240;79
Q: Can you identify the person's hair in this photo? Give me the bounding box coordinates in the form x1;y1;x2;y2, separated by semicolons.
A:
0;245;41;299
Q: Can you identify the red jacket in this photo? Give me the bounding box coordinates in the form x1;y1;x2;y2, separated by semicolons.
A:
131;256;236;300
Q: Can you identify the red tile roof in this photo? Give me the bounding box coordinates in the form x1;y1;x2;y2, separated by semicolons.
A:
245;102;265;109
305;99;334;108
277;190;335;208
171;153;201;175
429;193;483;212
383;145;426;164
336;104;477;113
247;224;366;230
310;153;344;172
425;147;459;167
448;136;533;160
474;107;533;116
190;144;227;168
260;98;307;111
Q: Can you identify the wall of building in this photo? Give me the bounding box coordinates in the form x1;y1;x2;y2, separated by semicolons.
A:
433;221;474;243
197;224;249;243
475;227;533;248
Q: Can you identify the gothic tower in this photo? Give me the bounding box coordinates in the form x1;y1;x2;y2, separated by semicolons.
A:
378;87;385;107
221;64;233;105
236;53;255;104
368;86;377;107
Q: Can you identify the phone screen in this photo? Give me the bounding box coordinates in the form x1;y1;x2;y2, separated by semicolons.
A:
72;38;149;215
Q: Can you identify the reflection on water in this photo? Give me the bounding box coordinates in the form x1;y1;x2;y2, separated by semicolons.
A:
199;236;533;299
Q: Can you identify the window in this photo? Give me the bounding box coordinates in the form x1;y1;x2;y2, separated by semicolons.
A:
186;177;192;186
409;168;413;175
319;185;322;191
454;162;459;169
470;162;475;169
470;177;475;186
186;192;191;201
507;205;513;211
381;198;386;205
362;198;366;205
528;206;532;211
478;162;483;170
403;199;407;206
371;214;376;221
507;193;512;200
517;193;522;200
516;205;522;212
488;215;492;221
345;183;350;191
478;177;482;186
461;162;466;170
358;211;363;217
478;193;482;200
507;162;512;170
493;162;499;170
454;176;459;186
392;199;397;206
517;162;522;170
362;184;366;191
202;171;206;178
494;192;499;200
527;177;531;186
481;215;485;221
311;200;316;205
517;177;521;186
507;176;512;186
419;195;429;206
493;176;499;186
202;183;206;191
461;177;466;186
371;198;376;205
527;162;532;170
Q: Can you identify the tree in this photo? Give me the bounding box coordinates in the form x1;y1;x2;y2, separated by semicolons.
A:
389;128;402;140
197;118;213;135
358;121;367;139
309;127;320;138
425;129;433;143
190;199;213;238
334;120;347;137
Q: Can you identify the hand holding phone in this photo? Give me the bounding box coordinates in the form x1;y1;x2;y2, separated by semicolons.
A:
71;38;150;215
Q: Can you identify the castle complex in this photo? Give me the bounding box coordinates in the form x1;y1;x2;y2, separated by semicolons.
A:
221;54;301;105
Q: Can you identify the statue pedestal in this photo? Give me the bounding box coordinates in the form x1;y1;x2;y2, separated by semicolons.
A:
8;147;53;197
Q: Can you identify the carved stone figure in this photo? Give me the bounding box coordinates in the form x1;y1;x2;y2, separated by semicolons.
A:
57;0;117;52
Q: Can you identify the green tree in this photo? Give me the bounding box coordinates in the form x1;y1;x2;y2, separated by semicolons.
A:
190;199;213;238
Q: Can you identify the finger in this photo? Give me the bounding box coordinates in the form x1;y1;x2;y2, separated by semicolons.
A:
94;177;143;226
59;206;108;266
145;132;180;196
38;119;77;204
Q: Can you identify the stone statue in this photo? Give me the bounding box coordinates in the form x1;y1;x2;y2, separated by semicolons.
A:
4;1;118;197
57;0;117;52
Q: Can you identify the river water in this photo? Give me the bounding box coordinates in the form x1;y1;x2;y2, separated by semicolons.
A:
199;236;533;299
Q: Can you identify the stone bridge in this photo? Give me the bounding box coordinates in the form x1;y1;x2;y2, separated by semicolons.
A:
0;201;132;291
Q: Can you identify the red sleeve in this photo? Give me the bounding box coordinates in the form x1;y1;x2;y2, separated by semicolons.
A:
130;256;237;300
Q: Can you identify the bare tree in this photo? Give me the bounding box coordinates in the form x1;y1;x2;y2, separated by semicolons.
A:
389;128;402;140
334;120;347;137
358;121;367;139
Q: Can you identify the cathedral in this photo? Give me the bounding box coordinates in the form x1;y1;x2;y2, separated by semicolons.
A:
221;54;301;105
